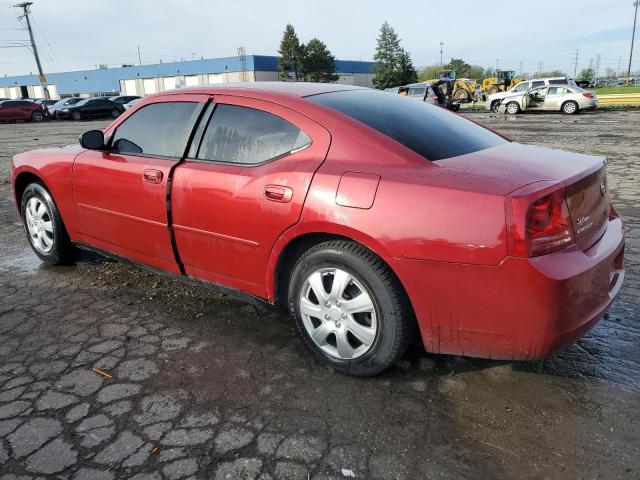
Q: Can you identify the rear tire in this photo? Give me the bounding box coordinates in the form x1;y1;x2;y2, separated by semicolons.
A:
20;182;76;265
288;240;415;376
562;101;579;114
31;111;44;122
506;101;520;114
487;85;500;95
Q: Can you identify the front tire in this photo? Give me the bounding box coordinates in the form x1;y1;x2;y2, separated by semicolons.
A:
453;88;469;102
490;100;501;113
506;101;520;114
288;241;414;376
21;182;75;265
71;110;82;121
110;109;121;118
31;111;44;122
562;101;579;114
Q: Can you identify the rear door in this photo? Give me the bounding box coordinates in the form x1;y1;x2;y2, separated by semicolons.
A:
171;95;331;297
73;95;207;273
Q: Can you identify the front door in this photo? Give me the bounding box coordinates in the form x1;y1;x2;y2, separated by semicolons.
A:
72;95;207;273
171;95;331;297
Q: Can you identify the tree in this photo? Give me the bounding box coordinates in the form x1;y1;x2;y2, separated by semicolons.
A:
418;64;442;82
278;24;304;80
397;49;417;85
300;39;339;83
372;22;416;89
578;68;594;81
445;58;471;77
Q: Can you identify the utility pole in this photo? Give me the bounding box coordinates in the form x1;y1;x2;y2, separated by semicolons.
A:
137;46;142;66
573;49;579;78
14;2;49;98
496;58;499;71
595;53;601;82
440;42;444;67
628;0;639;84
519;61;523;76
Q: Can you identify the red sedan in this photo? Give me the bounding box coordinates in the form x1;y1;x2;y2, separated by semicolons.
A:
11;83;624;375
0;99;50;122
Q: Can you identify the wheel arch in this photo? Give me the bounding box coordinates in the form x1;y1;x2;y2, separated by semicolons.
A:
269;227;416;323
13;170;49;215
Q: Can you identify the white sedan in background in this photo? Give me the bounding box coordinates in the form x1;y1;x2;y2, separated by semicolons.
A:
499;85;597;115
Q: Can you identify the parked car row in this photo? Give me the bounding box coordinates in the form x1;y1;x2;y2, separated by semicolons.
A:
0;95;141;122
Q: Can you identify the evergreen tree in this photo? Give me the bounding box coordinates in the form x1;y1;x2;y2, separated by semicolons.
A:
300;39;339;83
397;49;417;85
278;24;303;80
372;22;402;89
372;22;416;89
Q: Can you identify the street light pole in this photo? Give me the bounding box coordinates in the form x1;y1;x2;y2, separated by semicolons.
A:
14;2;49;98
628;0;639;84
440;42;444;67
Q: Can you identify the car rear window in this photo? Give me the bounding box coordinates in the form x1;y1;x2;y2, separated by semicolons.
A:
548;79;569;85
307;89;506;161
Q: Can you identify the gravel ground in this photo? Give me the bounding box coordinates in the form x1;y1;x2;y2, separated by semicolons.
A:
0;111;639;480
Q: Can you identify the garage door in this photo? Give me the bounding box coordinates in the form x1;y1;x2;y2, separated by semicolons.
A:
143;78;157;95
163;77;176;91
122;79;137;96
185;76;200;87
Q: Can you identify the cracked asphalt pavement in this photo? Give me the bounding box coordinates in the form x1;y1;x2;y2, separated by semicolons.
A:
0;111;639;480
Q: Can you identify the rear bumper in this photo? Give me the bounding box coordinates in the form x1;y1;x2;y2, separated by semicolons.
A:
395;217;625;360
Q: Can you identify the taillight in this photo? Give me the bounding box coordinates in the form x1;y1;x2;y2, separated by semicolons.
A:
508;188;575;257
609;204;619;221
431;95;438;101
582;92;594;99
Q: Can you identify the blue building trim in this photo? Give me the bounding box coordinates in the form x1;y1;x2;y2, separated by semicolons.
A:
0;55;374;95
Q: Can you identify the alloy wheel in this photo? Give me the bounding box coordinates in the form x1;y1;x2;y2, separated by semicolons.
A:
24;196;54;254
32;111;43;122
506;102;519;114
299;267;378;360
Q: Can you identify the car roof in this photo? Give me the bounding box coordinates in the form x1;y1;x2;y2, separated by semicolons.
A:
157;82;367;99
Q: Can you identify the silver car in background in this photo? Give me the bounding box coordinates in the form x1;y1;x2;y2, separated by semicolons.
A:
498;85;597;115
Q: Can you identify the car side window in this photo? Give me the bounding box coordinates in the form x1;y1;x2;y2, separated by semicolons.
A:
531;81;545;88
111;101;204;158
512;82;529;92
548;79;568;85
195;104;311;165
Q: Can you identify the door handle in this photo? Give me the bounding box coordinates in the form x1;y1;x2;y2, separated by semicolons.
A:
264;185;293;203
143;169;163;184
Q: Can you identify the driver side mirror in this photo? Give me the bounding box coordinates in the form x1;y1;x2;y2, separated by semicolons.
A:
79;130;104;150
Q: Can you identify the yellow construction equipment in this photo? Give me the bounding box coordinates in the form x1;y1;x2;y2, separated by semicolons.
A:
423;70;479;103
481;69;522;95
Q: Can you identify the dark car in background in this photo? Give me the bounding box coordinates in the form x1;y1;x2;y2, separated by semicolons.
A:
0;100;50;122
57;98;124;120
109;95;140;105
49;97;83;118
34;99;58;108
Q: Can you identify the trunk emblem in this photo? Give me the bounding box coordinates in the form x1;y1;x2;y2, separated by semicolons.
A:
600;182;606;196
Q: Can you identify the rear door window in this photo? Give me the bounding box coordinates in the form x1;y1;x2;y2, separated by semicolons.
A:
308;89;506;161
111;101;204;158
194;104;311;165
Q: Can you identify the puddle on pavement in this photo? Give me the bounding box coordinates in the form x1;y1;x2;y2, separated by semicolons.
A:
1;247;44;274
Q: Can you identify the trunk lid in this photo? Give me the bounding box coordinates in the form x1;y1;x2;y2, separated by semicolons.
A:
565;165;609;251
438;142;609;251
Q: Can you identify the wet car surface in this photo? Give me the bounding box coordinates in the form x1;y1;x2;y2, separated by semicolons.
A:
0;112;639;479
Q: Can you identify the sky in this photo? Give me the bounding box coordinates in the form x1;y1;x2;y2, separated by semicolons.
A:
1;0;639;78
